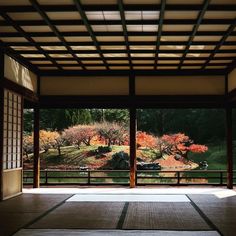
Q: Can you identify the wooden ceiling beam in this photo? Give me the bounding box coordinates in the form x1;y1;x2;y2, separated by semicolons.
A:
203;18;236;69
73;0;109;70
13;49;236;54
0;19;234;26
178;0;210;69
118;0;132;70
0;12;62;70
0;31;234;37
1;4;236;12
155;0;166;69
30;0;86;70
4;41;236;47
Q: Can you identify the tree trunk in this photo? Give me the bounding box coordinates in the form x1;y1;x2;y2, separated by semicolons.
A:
108;139;111;147
58;147;61;156
86;138;91;146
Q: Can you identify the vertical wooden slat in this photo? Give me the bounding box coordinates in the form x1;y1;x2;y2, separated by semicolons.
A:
20;95;24;191
33;106;40;188
226;106;233;189
0;51;4;200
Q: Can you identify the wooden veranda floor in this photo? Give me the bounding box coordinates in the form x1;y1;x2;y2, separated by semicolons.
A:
1;187;236;236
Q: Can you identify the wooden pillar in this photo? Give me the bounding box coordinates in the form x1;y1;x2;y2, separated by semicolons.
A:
0;51;4;200
129;74;136;188
130;108;137;188
226;107;233;189
33;106;40;188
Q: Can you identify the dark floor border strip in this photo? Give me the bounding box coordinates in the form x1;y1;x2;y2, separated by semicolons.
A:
22;227;220;232
25;194;74;228
186;194;223;236
117;202;129;229
12;194;74;235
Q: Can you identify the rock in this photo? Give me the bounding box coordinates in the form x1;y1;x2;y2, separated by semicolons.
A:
79;166;88;171
175;154;182;160
109;151;130;170
137;162;161;170
199;161;208;169
137;157;144;162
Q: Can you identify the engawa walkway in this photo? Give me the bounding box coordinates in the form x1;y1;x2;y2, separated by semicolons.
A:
1;187;235;236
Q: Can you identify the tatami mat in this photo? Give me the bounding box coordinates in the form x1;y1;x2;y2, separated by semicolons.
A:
67;194;190;202
28;202;124;229
14;229;220;236
188;194;236;236
123;202;211;230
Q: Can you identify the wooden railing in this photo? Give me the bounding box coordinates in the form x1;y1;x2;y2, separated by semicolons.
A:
136;170;236;185
23;169;236;186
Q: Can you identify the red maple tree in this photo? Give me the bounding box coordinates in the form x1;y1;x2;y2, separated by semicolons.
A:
161;133;208;160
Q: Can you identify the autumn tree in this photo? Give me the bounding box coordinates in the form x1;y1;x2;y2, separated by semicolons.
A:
79;125;97;146
53;135;66;156
97;122;127;147
39;130;60;153
136;131;156;148
63;125;96;149
160;133;208;160
63;126;84;149
23;133;33;159
136;131;170;159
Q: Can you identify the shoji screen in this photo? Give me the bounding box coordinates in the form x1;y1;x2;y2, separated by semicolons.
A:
2;89;23;199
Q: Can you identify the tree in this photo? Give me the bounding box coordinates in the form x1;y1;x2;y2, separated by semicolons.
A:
63;126;83;149
160;133;208;160
78;125;97;146
63;125;96;149
53;135;65;156
104;109;129;125
23;133;33;159
136;131;156;148
39;109;92;131
39;130;60;153
23;109;33;133
97;122;126;147
137;109;226;143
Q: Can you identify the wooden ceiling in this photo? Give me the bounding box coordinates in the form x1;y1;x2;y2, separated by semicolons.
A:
0;0;236;75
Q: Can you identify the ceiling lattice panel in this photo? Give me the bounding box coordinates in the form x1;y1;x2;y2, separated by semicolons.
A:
0;0;236;74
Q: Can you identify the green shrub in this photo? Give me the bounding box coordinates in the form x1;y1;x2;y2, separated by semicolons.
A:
97;146;112;153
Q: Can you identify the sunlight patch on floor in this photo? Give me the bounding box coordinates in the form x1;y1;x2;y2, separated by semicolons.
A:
66;194;190;202
23;187;235;195
213;189;236;199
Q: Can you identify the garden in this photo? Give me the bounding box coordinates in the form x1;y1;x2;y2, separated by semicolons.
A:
23;108;235;185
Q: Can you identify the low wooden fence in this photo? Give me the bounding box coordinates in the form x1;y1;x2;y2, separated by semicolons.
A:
23;169;236;186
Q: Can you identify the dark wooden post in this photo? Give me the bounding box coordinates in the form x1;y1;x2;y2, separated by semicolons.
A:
130;108;137;188
0;51;4;200
129;74;136;188
226;107;233;189
33;106;40;188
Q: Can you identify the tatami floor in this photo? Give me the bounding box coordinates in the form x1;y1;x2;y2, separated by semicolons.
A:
1;187;236;236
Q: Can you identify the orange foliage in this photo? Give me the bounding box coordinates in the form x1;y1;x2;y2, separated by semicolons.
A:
91;135;106;145
136;131;156;148
188;144;208;153
161;133;190;145
160;133;208;159
23;134;33;157
39;130;60;152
